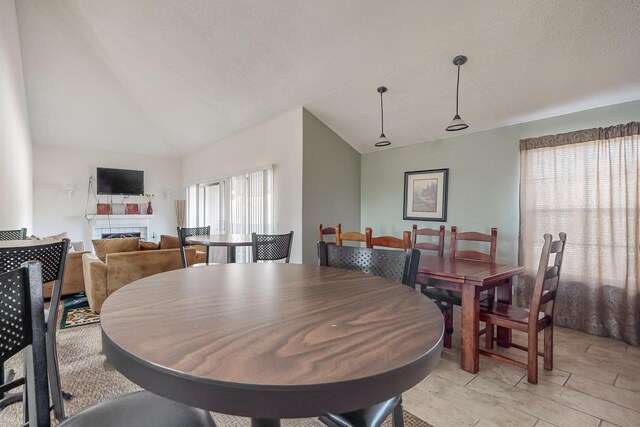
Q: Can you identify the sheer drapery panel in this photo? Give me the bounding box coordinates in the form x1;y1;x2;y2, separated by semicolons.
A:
519;122;639;345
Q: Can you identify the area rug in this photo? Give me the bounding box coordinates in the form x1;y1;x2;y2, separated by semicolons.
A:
1;323;431;426
59;296;100;329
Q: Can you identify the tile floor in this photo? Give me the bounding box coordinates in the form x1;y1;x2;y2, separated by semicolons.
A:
403;308;640;427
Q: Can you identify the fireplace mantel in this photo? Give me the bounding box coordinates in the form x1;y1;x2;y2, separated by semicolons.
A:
91;215;153;241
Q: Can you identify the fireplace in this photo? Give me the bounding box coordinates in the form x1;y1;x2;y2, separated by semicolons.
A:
102;232;141;239
91;215;152;242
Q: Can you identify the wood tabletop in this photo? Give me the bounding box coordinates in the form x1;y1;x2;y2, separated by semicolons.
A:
101;263;444;419
418;255;524;285
185;234;252;246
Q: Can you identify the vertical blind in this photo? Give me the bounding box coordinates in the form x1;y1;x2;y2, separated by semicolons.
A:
186;167;273;262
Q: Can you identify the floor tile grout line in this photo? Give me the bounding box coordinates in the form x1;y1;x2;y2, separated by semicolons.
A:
563;373;640;414
519;377;639;423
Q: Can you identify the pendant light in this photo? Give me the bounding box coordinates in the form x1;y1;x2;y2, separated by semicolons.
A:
375;86;391;147
446;55;469;132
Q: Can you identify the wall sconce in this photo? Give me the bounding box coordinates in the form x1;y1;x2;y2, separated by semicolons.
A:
64;185;75;197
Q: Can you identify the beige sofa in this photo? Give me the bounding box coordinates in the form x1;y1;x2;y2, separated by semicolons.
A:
83;244;196;313
43;250;91;298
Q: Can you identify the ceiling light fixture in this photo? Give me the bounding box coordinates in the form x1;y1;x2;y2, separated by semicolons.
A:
375;86;391;147
446;55;469;132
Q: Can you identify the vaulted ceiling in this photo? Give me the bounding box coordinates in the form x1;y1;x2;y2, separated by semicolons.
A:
16;0;640;157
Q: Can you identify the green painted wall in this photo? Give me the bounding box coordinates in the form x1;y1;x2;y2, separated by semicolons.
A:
361;100;640;264
302;109;361;264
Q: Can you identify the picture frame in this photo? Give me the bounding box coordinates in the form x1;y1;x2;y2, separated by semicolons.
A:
403;168;448;221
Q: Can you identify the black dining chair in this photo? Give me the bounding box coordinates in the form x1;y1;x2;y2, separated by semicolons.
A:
0;228;27;240
317;241;421;427
251;231;294;263
0;239;70;420
177;226;210;268
0;261;217;427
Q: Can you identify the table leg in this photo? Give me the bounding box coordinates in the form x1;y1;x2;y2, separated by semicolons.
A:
227;246;236;263
460;284;480;373
496;277;513;347
251;418;280;427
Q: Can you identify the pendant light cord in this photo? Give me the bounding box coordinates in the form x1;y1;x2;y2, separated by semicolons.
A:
380;92;384;134
455;65;461;115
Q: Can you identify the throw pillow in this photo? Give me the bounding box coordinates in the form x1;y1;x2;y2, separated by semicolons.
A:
26;231;68;241
140;241;160;251
159;235;180;249
92;237;140;262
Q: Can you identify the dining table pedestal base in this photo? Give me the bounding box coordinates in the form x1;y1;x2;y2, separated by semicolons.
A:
251;418;280;427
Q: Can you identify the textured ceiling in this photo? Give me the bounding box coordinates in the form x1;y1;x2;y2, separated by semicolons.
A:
16;0;640;157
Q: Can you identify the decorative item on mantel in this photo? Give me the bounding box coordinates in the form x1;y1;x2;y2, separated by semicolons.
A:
97;203;111;215
141;193;155;215
125;203;139;215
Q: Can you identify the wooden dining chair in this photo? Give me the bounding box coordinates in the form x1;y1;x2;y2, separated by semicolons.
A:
1;261;217;427
0;239;70;420
177;226;210;268
0;228;27;240
335;224;370;246
411;225;445;257
317;241;420;427
251;231;294;263
480;232;566;384
421;226;498;349
450;226;498;263
366;230;412;250
318;223;339;242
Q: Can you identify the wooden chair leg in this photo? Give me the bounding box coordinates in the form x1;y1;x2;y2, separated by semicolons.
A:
443;308;453;349
392;396;404;427
527;329;538;384
544;325;553;371
485;321;494;350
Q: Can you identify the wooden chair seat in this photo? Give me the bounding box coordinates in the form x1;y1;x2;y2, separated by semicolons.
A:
480;302;551;332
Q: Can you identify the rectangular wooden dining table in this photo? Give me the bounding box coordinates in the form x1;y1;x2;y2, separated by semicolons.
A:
416;255;524;374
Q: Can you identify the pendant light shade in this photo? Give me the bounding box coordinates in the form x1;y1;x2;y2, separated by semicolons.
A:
375;86;391;147
446;55;469;132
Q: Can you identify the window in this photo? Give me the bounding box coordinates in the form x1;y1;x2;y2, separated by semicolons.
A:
186;167;273;262
519;122;639;345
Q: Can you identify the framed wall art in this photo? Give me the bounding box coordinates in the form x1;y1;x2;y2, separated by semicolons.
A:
403;168;448;221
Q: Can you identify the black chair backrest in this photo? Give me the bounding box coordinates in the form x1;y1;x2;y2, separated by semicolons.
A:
0;261;50;427
317;241;421;288
0;239;69;331
177;226;210;268
0;228;27;241
251;231;294;263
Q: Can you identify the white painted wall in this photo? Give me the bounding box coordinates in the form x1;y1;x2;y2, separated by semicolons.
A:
361;100;640;265
33;145;183;249
302;109;360;264
182;108;304;263
0;0;33;230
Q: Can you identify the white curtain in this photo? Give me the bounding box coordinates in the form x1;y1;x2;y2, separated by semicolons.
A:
519;122;639;345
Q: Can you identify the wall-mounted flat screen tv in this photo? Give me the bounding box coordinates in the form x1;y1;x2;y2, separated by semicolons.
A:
96;167;144;195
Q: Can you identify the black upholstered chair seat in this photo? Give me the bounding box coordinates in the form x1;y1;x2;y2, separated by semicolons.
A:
58;391;216;427
422;286;492;307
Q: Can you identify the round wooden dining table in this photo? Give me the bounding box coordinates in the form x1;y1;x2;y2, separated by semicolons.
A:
185;234;252;263
101;263;444;426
